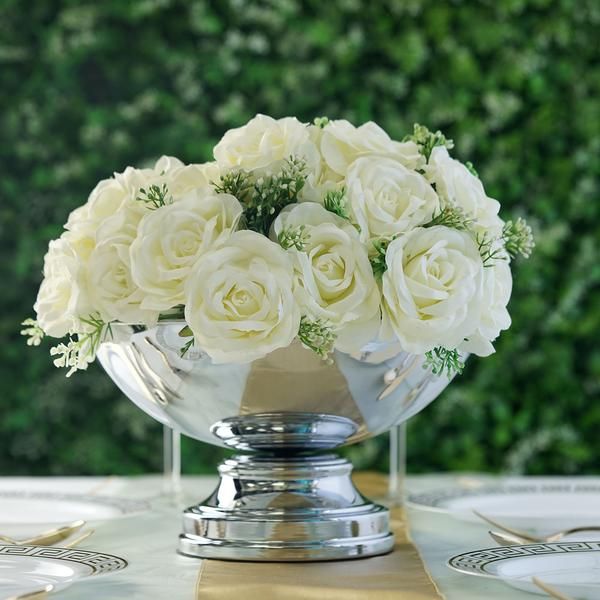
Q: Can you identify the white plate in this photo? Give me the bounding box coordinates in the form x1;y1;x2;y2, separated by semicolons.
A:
407;483;600;531
0;544;127;598
0;491;149;538
448;541;600;598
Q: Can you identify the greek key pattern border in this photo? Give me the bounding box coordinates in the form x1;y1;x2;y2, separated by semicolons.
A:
449;541;600;573
409;483;600;509
0;545;128;574
0;490;149;515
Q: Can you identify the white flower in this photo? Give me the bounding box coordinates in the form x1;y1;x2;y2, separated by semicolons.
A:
54;157;221;327
86;239;158;325
34;236;91;338
460;260;512;356
427;146;504;237
320;119;424;176
381;226;485;354
66;156;218;236
152;159;222;198
213;114;320;173
184;230;300;363
130;189;243;311
272;203;380;352
50;336;95;377
345;156;440;242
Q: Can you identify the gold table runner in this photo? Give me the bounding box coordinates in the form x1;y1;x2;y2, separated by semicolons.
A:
195;473;444;600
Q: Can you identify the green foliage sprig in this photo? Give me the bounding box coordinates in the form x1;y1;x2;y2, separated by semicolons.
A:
213;156;307;235
404;123;454;161
477;234;507;267
503;218;535;259
298;316;336;360
180;337;195;358
213;170;253;200
424;347;464;378
370;237;393;278
136;183;172;209
323;188;349;220
425;206;473;231
278;224;310;250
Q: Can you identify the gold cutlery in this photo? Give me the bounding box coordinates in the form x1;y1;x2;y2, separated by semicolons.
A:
5;584;54;600
488;529;532;546
532;577;575;600
474;509;600;543
0;520;85;546
63;528;94;548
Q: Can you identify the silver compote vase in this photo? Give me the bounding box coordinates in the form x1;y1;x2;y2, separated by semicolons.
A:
97;322;453;562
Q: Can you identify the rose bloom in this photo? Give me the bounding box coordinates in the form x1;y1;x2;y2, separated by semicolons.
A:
86;234;158;326
272;203;380;352
66;157;220;236
381;226;485;355
184;230;300;363
130;189;243;311
34;236;91;337
52;157;221;328
460;260;512;356
320;119;423;176
427;146;504;237
213;114;320;174
345;156;440;243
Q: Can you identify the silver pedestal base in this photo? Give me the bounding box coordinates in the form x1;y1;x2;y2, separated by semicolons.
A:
178;453;394;561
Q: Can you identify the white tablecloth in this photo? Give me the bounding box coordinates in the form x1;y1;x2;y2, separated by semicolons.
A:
1;474;595;599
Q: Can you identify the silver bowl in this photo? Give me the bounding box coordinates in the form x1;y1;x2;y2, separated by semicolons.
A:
97;322;453;562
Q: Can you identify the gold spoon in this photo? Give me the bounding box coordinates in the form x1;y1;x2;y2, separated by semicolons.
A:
0;520;85;546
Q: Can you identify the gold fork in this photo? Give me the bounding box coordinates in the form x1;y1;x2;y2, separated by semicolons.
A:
0;520;85;546
473;510;600;543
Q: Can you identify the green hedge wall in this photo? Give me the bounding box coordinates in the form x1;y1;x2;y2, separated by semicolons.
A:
2;0;599;475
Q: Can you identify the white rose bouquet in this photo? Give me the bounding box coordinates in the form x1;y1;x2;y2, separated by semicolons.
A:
22;116;533;377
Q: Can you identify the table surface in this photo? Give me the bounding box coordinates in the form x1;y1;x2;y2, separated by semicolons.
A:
1;473;595;599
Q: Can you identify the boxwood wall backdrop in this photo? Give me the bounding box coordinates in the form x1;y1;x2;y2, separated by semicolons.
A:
2;0;599;475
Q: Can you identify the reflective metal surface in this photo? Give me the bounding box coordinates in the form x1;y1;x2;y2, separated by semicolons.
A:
97;322;453;446
97;322;454;561
180;440;395;560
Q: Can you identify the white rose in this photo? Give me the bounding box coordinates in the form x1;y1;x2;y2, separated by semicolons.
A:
213;114;320;174
320;120;424;176
34;236;90;337
460;260;512;356
381;226;485;354
427;146;504;237
86;238;158;325
272;203;380;352
130;189;243;311
184;230;300;363
346;156;440;243
299;124;344;203
146;158;222;198
66;156;218;235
